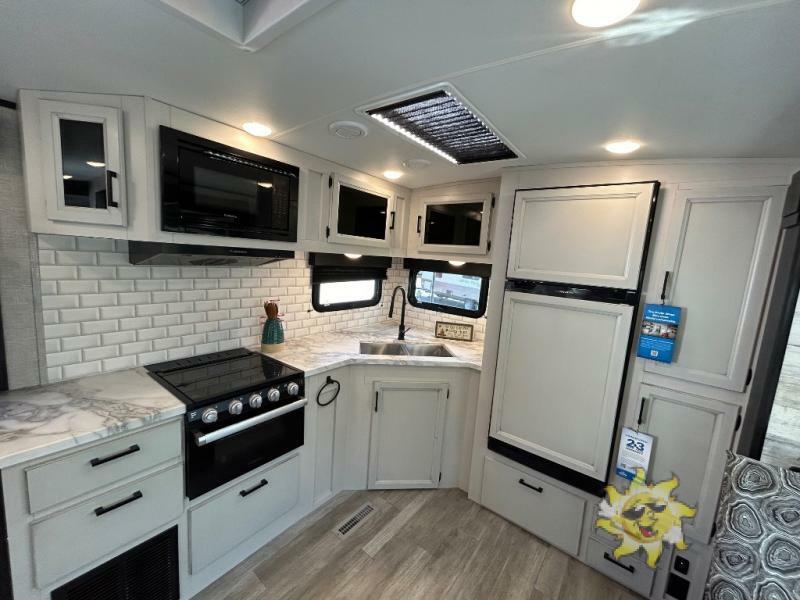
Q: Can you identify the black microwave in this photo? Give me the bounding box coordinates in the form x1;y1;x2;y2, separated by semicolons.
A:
160;126;299;242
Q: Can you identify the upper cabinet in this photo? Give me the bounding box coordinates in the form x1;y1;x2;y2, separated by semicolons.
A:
646;184;785;391
508;182;658;289
415;193;493;255
327;173;396;248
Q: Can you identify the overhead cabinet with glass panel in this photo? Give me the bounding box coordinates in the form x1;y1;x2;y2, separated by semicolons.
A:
327;173;396;248
415;193;493;254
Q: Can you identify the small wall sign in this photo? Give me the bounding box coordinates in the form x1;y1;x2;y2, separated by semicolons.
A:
637;304;681;363
435;321;474;341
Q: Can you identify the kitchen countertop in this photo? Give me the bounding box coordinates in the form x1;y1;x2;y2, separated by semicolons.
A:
260;321;484;376
0;368;185;469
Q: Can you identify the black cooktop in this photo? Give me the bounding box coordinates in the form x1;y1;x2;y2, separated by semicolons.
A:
146;348;303;407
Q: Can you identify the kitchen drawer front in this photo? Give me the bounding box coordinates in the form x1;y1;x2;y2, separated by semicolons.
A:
31;463;183;588
481;456;585;555
189;454;300;573
27;419;182;514
585;537;654;597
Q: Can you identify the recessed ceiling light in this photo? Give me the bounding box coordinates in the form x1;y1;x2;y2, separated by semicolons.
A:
242;121;272;137
86;161;106;168
257;182;273;188
402;159;431;171
448;261;466;267
383;170;403;180
572;0;640;28
344;253;362;259
604;139;642;154
328;121;368;139
62;174;73;180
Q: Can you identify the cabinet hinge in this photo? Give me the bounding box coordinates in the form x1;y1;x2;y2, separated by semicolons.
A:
491;194;496;208
734;413;742;432
745;368;753;387
325;226;331;238
328;175;333;188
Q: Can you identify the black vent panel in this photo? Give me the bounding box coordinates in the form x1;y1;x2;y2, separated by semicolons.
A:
51;526;179;600
366;89;517;164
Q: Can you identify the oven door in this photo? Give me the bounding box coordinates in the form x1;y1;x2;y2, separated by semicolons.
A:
185;399;305;500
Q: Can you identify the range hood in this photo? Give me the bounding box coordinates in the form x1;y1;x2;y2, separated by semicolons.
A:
128;241;294;266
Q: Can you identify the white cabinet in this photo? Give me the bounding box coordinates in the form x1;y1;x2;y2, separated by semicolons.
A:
414;193;493;255
645;185;784;391
368;380;448;489
29;98;128;227
327;172;397;248
508;182;657;288
632;384;739;542
490;291;633;481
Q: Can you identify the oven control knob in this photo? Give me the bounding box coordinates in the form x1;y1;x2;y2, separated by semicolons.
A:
228;399;243;416
287;382;300;396
249;393;263;409
201;408;218;424
267;388;281;403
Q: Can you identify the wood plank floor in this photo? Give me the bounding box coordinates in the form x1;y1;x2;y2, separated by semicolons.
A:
193;489;642;600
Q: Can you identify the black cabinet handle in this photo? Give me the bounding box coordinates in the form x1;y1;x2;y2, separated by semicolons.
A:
90;444;141;467
240;479;268;497
660;271;670;302
94;490;143;516
106;169;119;208
637;398;647;427
416;215;422;234
604;552;635;573
375;391;379;412
518;478;543;493
389;211;396;230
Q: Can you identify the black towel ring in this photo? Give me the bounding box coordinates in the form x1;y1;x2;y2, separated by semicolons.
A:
316;376;340;407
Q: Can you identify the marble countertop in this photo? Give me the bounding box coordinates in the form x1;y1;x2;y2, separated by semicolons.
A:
259;321;484;376
0;368;185;469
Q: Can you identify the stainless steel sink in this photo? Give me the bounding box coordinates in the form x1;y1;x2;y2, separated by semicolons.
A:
359;341;453;358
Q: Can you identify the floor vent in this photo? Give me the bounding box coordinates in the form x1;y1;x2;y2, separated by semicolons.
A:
335;503;375;538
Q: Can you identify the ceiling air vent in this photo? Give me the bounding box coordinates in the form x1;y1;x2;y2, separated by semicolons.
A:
361;85;520;165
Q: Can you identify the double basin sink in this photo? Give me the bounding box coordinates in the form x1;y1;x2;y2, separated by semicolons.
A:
359;341;454;358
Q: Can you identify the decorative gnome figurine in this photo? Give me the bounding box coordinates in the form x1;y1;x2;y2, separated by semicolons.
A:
261;300;285;353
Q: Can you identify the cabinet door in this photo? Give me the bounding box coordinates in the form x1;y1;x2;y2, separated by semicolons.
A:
38;99;127;226
416;193;492;254
634;384;739;542
328;173;395;248
368;380;448;489
508;182;656;289
646;185;784;391
490;292;633;481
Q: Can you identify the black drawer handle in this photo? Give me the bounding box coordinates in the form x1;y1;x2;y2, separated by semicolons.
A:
604;552;635;573
240;479;269;498
389;210;396;230
90;444;141;467
106;169;119;208
94;490;143;516
518;478;543;493
416;215;422;234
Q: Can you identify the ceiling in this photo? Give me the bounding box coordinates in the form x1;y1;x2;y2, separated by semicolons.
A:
1;0;799;188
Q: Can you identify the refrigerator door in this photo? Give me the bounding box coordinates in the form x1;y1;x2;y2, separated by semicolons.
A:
490;291;633;485
508;182;657;289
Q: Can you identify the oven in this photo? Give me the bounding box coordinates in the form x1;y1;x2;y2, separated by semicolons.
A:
160;126;299;242
185;397;305;500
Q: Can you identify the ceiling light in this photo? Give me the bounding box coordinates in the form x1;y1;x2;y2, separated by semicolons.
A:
242;121;272;137
62;174;73;180
448;261;466;267
86;161;106;168
604;139;642;154
344;253;362;259
402;159;431;171
383;170;403;180
572;0;640;28
257;182;273;188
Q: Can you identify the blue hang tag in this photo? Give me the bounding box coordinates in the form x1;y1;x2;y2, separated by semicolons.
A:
637;304;681;363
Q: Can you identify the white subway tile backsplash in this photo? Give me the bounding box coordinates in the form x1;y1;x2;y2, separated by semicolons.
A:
81;320;119;335
80;293;118;308
48;350;82;366
153;314;181;327
119;316;152;331
83;346;119;361
42;295;79;310
61;334;101;351
77;237;115;252
99;279;135;293
102;356;137;371
100;306;135;320
40;265;77;280
59;307;100;323
102;331;136;345
55;250;97;266
77;266;114;279
38;235;76;250
63;361;101;379
121;341;151;356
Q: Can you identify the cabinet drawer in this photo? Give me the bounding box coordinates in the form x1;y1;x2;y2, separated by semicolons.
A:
585;537;654;597
31;463;183;588
189;454;300;573
481;456;585;555
26;420;182;514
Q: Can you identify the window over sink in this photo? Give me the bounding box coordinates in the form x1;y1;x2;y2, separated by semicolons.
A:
309;253;391;312
405;258;491;318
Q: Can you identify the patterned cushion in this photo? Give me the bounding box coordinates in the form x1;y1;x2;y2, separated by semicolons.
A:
704;453;800;600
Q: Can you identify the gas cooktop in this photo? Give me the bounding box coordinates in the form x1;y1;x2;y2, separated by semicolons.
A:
145;348;302;408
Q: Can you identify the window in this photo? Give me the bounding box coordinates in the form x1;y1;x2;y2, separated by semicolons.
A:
406;259;490;318
310;253;390;312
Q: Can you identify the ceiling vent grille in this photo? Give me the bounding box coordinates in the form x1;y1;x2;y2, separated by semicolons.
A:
363;87;518;165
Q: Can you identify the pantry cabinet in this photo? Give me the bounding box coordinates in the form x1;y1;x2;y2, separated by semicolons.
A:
645;185;784;391
368;379;448;489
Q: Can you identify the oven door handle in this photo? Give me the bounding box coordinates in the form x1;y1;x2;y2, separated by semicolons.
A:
194;398;307;447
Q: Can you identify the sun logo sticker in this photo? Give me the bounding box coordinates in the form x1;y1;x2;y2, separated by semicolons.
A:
596;468;697;568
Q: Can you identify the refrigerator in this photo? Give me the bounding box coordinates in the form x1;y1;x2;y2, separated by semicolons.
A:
488;181;659;495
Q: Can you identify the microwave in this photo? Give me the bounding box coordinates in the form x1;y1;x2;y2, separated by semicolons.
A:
160;126;299;242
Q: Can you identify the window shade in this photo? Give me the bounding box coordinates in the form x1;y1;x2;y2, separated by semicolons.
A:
309;253;390;285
